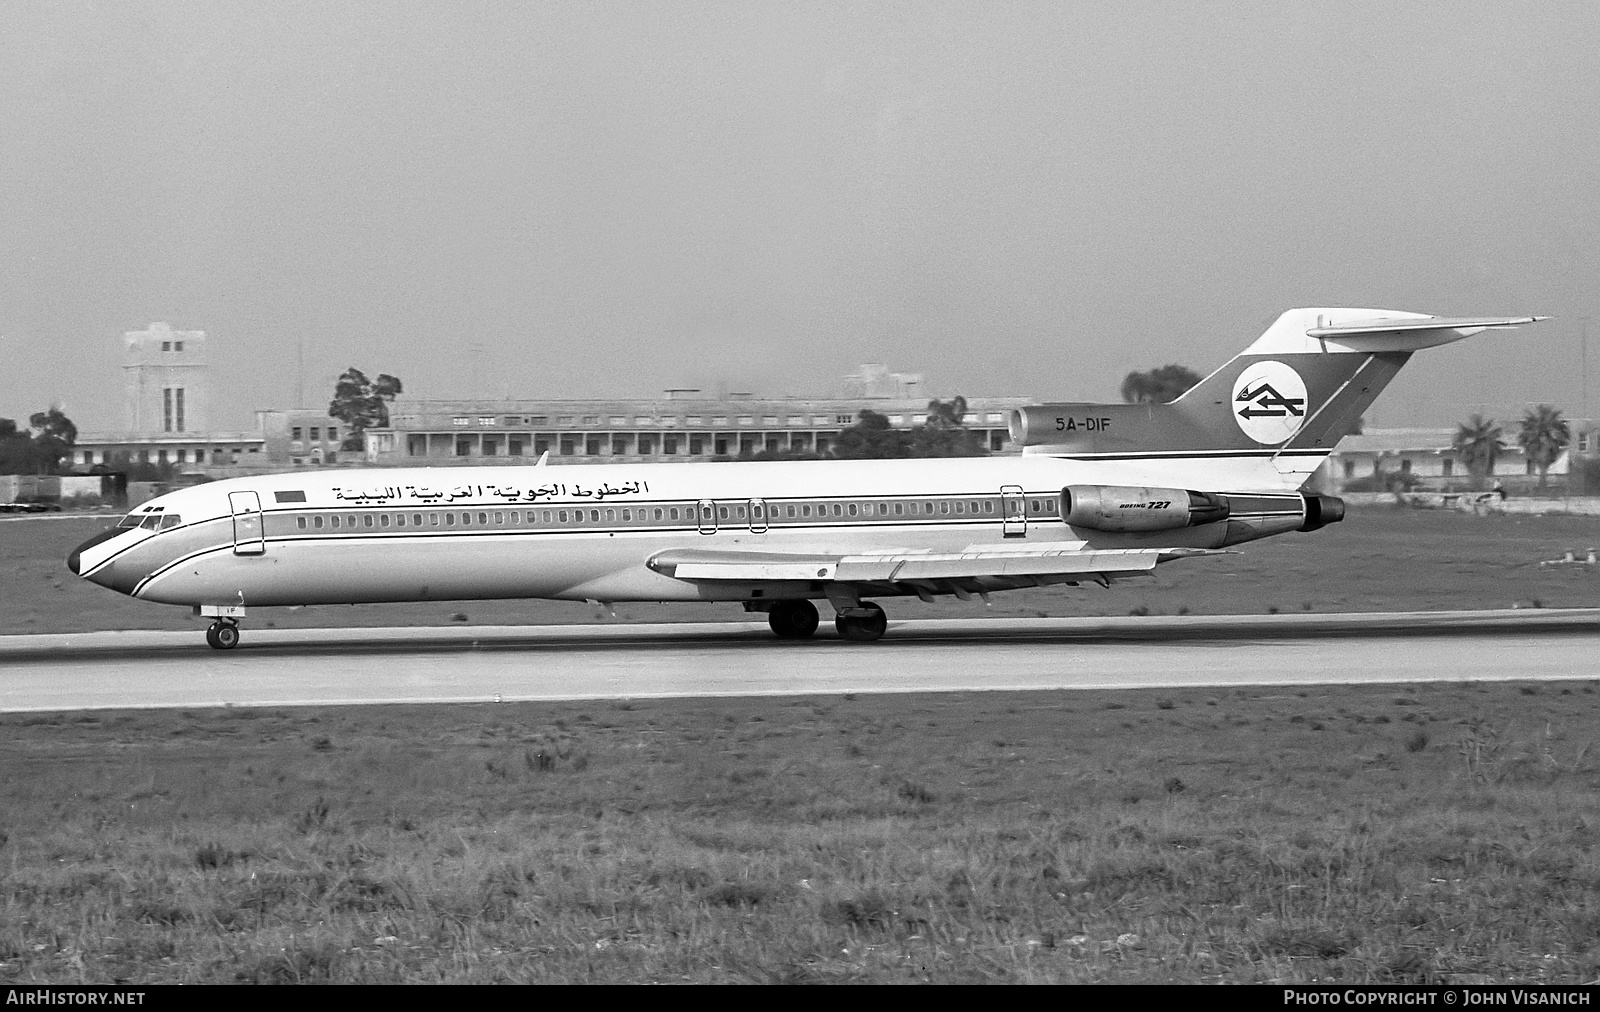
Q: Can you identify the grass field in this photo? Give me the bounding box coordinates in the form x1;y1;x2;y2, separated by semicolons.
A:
2;683;1599;983
3;506;1599;983
5;504;1600;634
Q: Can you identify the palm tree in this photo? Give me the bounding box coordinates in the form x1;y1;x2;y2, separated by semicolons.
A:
1516;404;1570;490
1452;414;1504;491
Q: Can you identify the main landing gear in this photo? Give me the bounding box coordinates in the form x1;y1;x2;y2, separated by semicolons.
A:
205;619;240;651
767;599;820;639
835;601;887;643
764;599;887;642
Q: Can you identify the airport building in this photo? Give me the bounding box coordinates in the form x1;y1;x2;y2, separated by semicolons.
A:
73;323;345;476
70;327;1030;475
361;387;1032;467
1322;421;1600;491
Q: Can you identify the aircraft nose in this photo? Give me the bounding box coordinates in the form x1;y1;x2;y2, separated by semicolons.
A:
67;527;125;577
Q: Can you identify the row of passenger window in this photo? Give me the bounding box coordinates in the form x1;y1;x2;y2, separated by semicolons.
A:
288;497;1060;533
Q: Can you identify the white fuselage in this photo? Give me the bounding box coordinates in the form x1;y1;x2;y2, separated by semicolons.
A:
69;454;1311;610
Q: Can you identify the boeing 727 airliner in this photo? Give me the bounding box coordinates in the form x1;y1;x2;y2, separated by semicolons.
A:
68;308;1544;649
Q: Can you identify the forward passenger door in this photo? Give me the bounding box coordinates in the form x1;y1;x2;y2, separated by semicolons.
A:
228;491;266;555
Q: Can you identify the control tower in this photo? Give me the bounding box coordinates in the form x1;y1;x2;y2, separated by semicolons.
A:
122;323;207;434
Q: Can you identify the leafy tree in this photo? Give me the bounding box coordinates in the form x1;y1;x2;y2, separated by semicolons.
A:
833;410;910;459
0;419;35;474
1516;404;1570;490
910;396;985;457
0;408;77;474
328;368;403;451
1120;364;1202;404
28;407;76;473
1452;414;1505;490
832;399;988;460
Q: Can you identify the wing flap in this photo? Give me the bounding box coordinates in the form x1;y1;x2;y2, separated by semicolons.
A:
651;545;1222;584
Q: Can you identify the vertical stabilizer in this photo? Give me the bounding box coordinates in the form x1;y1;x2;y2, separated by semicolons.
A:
1012;308;1545;487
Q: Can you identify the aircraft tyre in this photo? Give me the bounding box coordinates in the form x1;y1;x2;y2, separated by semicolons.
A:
768;600;820;639
207;621;240;651
835;602;887;642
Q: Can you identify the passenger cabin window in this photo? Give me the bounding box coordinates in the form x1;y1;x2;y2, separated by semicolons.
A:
314;516;324;529
331;516;341;529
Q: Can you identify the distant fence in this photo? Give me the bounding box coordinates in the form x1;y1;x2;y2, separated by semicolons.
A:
1342;491;1600;516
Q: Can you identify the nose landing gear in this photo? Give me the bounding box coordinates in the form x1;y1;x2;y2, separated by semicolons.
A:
205;620;240;650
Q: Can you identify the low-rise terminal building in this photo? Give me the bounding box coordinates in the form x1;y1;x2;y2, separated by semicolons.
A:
361;392;1033;467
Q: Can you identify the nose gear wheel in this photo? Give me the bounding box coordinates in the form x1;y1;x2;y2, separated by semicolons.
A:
205;620;240;650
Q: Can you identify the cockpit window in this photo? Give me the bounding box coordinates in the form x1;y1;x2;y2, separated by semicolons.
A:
139;515;162;530
117;514;142;528
160;514;182;529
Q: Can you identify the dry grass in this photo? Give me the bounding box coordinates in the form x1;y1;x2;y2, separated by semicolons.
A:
7;505;1600;634
3;682;1599;983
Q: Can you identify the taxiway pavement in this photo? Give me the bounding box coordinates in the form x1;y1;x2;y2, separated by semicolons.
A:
0;609;1595;712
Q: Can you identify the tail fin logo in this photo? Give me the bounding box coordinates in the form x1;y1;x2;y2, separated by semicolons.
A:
1233;361;1307;445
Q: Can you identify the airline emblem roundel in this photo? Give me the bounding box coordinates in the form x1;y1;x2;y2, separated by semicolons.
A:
1233;360;1308;445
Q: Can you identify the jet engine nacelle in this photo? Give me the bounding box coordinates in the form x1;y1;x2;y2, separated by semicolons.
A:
1061;485;1232;533
1009;405;1118;447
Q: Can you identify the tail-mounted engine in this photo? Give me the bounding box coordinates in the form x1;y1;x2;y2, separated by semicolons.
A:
1061;485;1231;533
1061;486;1346;537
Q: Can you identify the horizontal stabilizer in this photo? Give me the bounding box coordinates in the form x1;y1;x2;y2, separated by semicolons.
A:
1245;308;1547;356
1306;316;1547;337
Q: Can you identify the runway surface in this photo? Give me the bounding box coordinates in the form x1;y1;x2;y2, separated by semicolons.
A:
1;609;1596;712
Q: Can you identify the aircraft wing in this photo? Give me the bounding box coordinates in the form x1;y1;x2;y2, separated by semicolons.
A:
647;544;1225;590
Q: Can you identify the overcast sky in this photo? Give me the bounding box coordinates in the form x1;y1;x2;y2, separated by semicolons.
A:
3;1;1598;433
